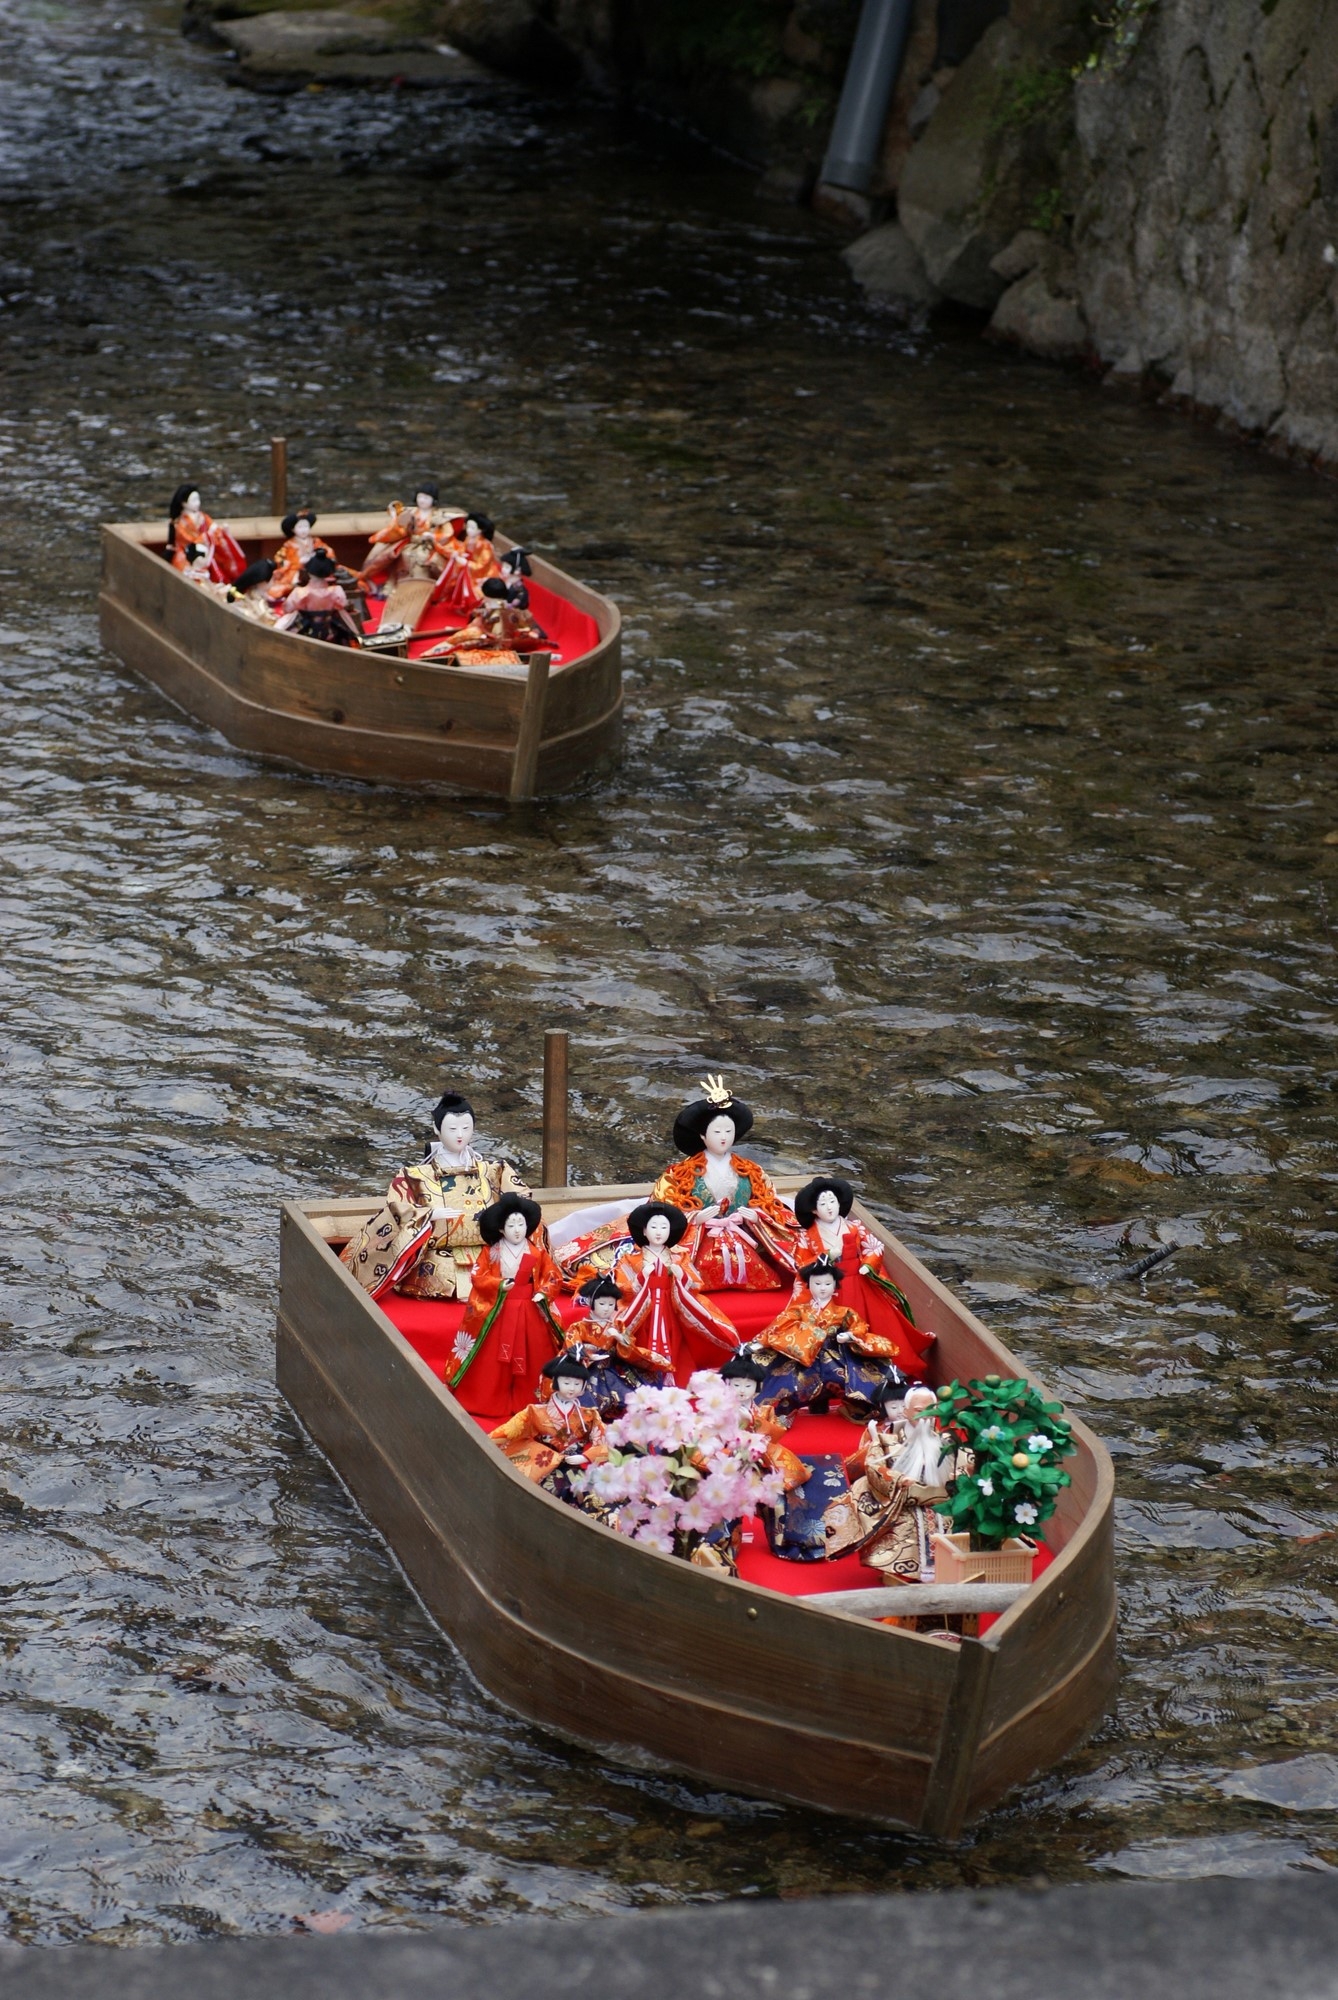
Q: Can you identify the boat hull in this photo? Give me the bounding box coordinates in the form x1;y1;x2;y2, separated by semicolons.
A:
99;514;622;799
277;1185;1116;1834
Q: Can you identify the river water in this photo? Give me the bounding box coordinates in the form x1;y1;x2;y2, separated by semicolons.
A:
0;0;1334;1946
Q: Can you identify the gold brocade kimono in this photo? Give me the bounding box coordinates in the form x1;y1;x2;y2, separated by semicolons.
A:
490;1399;608;1484
756;1298;878;1368
822;1420;972;1582
341;1151;531;1301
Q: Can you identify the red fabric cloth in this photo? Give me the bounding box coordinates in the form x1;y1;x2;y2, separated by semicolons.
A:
362;577;600;668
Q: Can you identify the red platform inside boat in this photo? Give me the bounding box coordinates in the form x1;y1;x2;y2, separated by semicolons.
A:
363;577;600;668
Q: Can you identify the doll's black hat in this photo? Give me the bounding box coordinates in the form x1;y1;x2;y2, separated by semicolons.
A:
416;480;440;502
578;1274;620;1305
798;1255;844;1286
305;552;337;579
672;1076;754;1155
721;1350;769;1384
626;1200;688;1249
793;1176;854;1227
467;511;495;538
500;547;533;577
541;1351;589;1381
478;1192;543;1244
281;509;317;537
481;577;508;599
432;1090;475;1128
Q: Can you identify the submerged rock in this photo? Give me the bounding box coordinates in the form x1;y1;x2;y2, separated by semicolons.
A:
988;267;1087;358
208;8;483;83
842;221;942;320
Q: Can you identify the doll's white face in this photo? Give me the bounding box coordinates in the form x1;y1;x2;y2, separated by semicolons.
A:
643;1213;672;1248
294;519;314;544
807;1271;837;1308
553;1371;584;1401
501;1210;529;1246
904;1387;937;1419
416;492;435;513
185;490;201;514
702;1114;736;1157
733;1377;758;1404
465;517;480;540
435;1110;474;1154
815;1190;842;1224
591;1295;616;1325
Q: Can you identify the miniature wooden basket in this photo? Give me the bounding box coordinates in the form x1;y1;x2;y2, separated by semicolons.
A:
931;1531;1036;1586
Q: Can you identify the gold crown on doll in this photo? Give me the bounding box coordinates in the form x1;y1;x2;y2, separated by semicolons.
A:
699;1074;733;1108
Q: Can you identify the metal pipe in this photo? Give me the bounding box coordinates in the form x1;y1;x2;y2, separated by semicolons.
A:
541;1030;569;1187
820;0;915;194
270;435;287;517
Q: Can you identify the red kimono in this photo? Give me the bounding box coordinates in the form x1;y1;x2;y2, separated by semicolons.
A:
791;1221;933;1375
453;1234;563;1419
170;510;246;585
650;1152;798;1291
612;1247;740;1385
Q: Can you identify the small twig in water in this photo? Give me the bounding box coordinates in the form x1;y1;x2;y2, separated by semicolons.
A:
1119;1242;1180;1282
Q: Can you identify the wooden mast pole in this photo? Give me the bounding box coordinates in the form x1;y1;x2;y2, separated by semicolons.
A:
542;1030;569;1187
270;436;287;517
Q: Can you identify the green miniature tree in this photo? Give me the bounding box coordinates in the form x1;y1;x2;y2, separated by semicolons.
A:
934;1376;1076;1551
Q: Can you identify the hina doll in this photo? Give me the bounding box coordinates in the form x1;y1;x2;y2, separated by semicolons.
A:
792;1177;934;1375
651;1077;798;1291
167;484;246;584
341;1090;532;1302
422;579;548;661
718;1351;809;1491
549;1274;658;1416
611;1201;740;1385
225;558;279;625
823;1385;971;1582
790;1256;910;1419
270;509;336;599
431;512;503;613
274;554;361;646
451;1193;563;1416
361;484;458;589
490;1353;608;1487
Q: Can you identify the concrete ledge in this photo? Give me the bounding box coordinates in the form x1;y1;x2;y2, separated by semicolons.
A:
2;1878;1337;2000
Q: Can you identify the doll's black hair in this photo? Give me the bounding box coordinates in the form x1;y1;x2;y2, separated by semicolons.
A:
304;552;337;580
541;1351;590;1381
280;509;317;537
415;480;440;503
500;547;533;578
233;558;275;593
481;578;508;600
793;1176;855;1228
478;1192;543;1244
432;1090;475;1128
467;512;495;538
797;1256;845;1286
626;1200;688;1249
578;1274;620;1305
166;483;199;554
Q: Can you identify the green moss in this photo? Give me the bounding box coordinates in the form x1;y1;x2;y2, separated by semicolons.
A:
989;61;1071;137
643;0;790;81
1030;184;1067;233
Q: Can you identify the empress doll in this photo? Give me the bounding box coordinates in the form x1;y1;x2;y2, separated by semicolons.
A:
166;484;246;584
452;1193;563;1417
791;1176;933;1374
650;1076;797;1291
341;1089;532;1302
611;1201;740;1385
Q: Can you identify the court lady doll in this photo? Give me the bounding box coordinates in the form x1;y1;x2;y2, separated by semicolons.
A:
270;509;336;600
611;1201;740;1385
361;482;457;589
341;1089;532;1302
651;1076;797;1291
452;1193;563;1419
490;1353;608;1487
166;484;245;583
792;1177;933;1374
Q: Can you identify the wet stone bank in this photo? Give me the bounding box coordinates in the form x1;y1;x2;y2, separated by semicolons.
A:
0;0;1335;1949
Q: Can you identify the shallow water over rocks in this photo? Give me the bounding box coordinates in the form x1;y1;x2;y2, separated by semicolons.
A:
0;0;1335;1946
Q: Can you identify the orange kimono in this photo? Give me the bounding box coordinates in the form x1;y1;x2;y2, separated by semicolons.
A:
651;1152;797;1290
760;1296;899;1367
269;532;337;600
791;1221;932;1375
422;597;545;659
364;505;456;583
490;1399;607;1483
453;1234;563;1418
170;511;246;585
612;1246;740;1385
749;1404;810;1492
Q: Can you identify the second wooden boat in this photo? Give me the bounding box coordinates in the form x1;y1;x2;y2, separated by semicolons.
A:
277;1177;1116;1836
99;513;622;801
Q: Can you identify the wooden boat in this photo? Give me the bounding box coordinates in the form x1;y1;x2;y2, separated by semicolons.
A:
98;513;621;801
277;1176;1116;1836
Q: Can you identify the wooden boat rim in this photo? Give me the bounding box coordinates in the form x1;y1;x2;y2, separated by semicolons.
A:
101;514;622;680
282;1174;1114;1653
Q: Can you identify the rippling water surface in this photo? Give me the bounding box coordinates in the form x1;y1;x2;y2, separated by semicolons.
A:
0;0;1335;1945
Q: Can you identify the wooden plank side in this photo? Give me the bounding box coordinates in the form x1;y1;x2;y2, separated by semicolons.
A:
278;1208;960;1752
278;1318;935;1829
963;1604;1118;1821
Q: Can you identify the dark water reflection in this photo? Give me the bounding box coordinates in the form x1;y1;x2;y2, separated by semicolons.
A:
0;0;1335;1946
